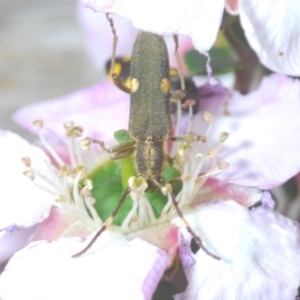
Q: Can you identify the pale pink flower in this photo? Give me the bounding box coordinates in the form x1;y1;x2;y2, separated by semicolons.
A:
0;73;299;298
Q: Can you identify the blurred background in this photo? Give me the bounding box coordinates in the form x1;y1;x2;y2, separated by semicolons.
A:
0;0;100;141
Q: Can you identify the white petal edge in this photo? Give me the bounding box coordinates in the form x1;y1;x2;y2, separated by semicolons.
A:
0;231;168;300
239;0;300;75
0;131;53;230
176;194;300;300
82;0;224;53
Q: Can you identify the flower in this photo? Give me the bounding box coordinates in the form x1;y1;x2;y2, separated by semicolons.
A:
80;0;300;75
0;131;53;266
0;73;299;299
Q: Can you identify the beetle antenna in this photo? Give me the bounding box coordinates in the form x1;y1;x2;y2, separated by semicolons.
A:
72;187;131;258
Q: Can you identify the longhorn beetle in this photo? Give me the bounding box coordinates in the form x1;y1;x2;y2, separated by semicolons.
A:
73;14;219;260
105;56;200;115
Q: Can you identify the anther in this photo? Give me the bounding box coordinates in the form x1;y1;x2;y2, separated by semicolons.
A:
161;183;173;196
219;131;229;142
128;176;148;191
67;126;84;138
21;157;31;168
73;165;87;178
33;119;43;130
182;99;196;110
64;121;74;130
203;111;213;124
80;138;92;150
23;170;35;180
218;161;229;170
207;148;218;159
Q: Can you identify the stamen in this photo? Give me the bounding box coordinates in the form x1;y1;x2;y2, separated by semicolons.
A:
203;111;213;124
72;173;89;215
219;131;229;142
21;157;31;168
84;196;103;228
80;138;92;150
122;177;157;232
33;120;64;167
218;161;229;170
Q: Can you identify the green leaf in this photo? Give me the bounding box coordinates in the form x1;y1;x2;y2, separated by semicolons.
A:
88;157;182;226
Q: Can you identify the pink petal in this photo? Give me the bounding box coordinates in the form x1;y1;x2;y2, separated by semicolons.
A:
239;0;300;75
225;0;238;14
192;74;300;189
178;193;300;300
31;208;93;241
0;232;168;300
13;80;130;145
193;177;262;207
82;0;224;53
0;131;53;230
127;223;179;267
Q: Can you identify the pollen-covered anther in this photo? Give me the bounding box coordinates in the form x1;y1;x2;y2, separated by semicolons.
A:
33;119;44;130
60;165;69;177
182;99;196;109
128;176;148;191
23;170;35;180
161;183;172;196
67;126;84;138
73;164;87;178
218;161;229;170
86;196;96;205
83;179;93;190
181;173;191;182
55;195;64;202
64;121;74;130
207;148;218;159
200;136;207;143
21;157;31;167
219;131;229;142
195;153;204;159
80;138;92;150
203;111;213;124
80;187;91;197
177;143;191;156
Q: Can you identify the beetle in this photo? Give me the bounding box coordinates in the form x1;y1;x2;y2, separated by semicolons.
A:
73;14;218;260
105;56;200;115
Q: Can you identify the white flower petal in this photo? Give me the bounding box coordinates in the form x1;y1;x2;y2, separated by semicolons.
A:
13;80;130;146
0;226;36;265
178;193;300;300
239;0;300;75
0;131;53;230
194;177;263;207
193;74;300;189
0;231;168;300
83;0;224;53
